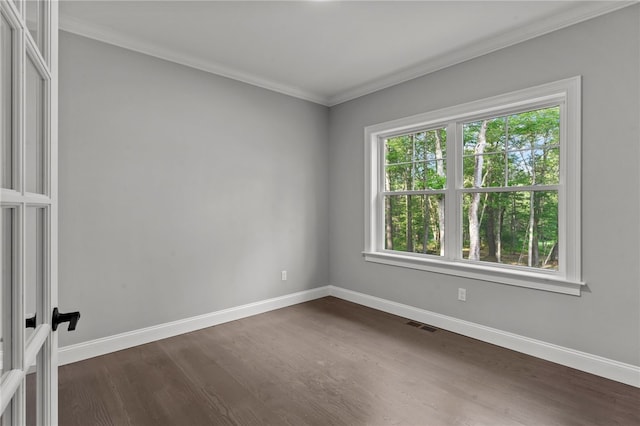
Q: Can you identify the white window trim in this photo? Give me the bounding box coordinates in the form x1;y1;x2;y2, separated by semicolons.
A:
364;76;583;296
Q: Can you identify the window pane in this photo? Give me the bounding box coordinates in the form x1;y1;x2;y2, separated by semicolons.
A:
463;107;560;188
385;128;446;191
463;117;506;188
385;194;444;256
462;191;558;270
419;128;447;161
385;163;411;191
507;107;560;149
507;107;560;186
26;55;45;194
463;153;506;188
507;147;560;186
1;15;12;189
385;160;447;191
417;160;446;190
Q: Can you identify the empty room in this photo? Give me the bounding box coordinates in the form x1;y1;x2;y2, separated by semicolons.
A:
1;0;639;425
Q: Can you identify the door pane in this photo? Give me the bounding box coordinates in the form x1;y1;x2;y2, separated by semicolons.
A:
25;56;45;194
25;207;44;343
26;370;36;426
24;0;44;52
1;396;14;426
1;15;12;189
25;346;44;426
1;208;15;377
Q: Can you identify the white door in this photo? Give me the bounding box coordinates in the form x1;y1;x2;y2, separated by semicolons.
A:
0;0;67;424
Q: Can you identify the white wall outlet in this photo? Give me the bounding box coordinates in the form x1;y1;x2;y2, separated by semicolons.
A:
458;288;467;301
281;270;287;281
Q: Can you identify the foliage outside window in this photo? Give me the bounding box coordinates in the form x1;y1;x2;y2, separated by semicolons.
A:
364;78;583;295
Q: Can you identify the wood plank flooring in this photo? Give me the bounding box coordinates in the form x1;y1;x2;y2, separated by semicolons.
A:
55;297;639;425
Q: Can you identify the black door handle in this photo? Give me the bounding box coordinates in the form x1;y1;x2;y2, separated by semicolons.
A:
52;308;81;331
26;314;37;329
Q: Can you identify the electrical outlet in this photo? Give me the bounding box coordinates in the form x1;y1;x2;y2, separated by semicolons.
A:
458;288;466;301
281;270;287;281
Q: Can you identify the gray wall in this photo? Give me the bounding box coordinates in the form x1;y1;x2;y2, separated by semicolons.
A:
59;32;329;346
329;6;640;365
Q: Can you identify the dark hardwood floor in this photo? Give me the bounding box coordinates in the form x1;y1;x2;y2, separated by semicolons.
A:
54;297;639;425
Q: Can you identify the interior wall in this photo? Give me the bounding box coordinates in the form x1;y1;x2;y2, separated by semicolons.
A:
328;6;640;366
58;32;329;346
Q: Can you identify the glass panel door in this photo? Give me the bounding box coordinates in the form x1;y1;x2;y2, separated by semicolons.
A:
0;0;58;424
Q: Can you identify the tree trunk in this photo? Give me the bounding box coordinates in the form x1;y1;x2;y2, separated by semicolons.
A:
486;205;496;261
437;198;445;256
468;121;487;261
384;147;393;250
533;193;540;266
544;242;558;266
435;129;445;177
527;191;535;267
385;195;393;250
406;135;415;252
423;197;429;254
510;197;516;254
407;195;413;252
527;141;539;267
496;207;504;263
435;130;445;256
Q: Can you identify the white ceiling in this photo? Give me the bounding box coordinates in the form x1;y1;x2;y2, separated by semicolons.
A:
59;1;634;106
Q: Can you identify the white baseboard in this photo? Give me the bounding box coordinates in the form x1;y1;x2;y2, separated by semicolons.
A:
58;284;639;388
58;286;330;366
328;285;640;388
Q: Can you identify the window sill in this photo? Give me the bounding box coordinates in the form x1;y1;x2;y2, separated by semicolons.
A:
362;251;584;296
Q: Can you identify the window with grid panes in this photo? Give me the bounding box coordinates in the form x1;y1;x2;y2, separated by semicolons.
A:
364;77;583;295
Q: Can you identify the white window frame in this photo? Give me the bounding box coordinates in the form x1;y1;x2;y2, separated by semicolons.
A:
364;76;583;295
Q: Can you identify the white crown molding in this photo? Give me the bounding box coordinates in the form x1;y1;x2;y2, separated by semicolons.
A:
327;1;637;106
58;15;331;106
329;286;640;388
59;2;635;107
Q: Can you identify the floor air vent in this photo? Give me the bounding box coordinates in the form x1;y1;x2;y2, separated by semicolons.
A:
406;321;437;332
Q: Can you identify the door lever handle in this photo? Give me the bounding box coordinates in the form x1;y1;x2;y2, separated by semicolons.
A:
52;308;81;331
25;314;36;329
